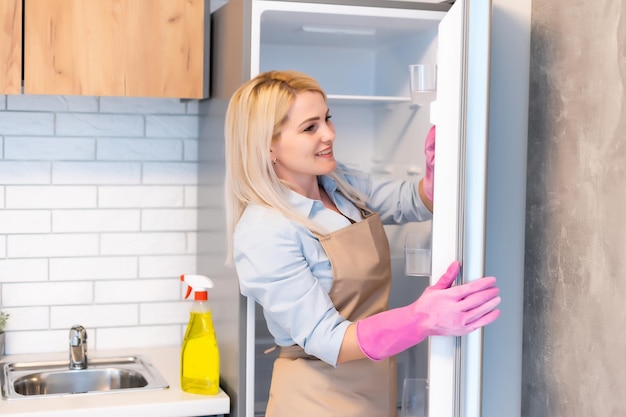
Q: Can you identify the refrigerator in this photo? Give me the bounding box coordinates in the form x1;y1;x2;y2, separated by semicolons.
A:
201;0;530;416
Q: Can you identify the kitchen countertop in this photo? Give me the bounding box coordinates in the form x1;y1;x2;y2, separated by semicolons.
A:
0;346;230;417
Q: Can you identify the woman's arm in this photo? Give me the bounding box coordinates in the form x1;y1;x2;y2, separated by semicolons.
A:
337;324;367;364
336;261;501;364
235;205;352;366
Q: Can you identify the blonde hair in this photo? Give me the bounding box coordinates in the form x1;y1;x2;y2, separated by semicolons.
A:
224;70;367;262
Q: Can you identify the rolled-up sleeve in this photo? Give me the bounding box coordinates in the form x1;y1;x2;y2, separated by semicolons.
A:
333;165;433;224
366;177;433;224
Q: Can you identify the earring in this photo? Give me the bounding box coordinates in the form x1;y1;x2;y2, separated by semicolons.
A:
272;157;277;165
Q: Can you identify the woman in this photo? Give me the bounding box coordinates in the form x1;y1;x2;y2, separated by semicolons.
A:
224;70;501;417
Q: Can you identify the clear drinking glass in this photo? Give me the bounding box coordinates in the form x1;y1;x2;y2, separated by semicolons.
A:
409;64;437;104
401;378;429;417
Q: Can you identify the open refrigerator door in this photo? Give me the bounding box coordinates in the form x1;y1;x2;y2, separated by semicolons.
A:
429;0;492;416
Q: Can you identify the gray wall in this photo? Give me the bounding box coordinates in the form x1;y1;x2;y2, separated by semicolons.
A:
523;1;626;416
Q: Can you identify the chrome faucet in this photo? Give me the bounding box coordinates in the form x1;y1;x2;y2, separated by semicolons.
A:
69;325;88;370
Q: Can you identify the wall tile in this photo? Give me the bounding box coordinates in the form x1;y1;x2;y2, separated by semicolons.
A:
0;259;49;282
98;186;184;208
146;115;199;137
3;281;93;306
0;95;204;355
141;209;197;231
184;186;198;207
0;210;50;234
6;186;97;209
100;97;186;114
7;95;98;112
4;137;96;160
0;306;49;331
186;232;197;254
5;330;67;355
95;279;179;303
143;162;198;185
50;256;137;281
97;138;183;161
53;162;141;184
95;325;180;350
0;162;51;184
100;232;187;256
8;234;99;258
0;112;54;135
140;301;189;325
53;209;140;232
139;255;196;279
57;113;144;136
51;304;139;328
184;138;199;161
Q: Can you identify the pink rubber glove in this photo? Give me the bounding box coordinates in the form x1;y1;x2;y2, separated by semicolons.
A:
356;261;501;361
423;125;436;201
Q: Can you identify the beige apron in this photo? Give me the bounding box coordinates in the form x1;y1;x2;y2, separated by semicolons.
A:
265;209;397;417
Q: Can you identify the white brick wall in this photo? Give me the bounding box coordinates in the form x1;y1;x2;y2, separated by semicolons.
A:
0;94;210;355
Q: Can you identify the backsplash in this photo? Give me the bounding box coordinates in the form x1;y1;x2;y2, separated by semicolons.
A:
0;94;206;355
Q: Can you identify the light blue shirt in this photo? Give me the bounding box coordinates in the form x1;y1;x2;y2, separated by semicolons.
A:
233;165;432;366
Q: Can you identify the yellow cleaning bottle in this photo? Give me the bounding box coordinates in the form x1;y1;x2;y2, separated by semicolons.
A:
180;274;220;395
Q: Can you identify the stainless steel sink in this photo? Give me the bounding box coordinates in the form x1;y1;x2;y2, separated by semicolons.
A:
1;355;169;399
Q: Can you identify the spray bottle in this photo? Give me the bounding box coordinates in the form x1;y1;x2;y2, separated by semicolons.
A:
180;274;220;395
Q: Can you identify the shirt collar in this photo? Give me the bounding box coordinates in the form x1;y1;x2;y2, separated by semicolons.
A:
287;174;339;218
318;174;338;195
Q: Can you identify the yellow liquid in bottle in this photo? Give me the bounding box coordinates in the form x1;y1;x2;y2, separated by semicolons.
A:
181;310;220;395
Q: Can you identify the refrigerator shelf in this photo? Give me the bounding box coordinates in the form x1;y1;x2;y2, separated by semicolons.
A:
327;94;411;103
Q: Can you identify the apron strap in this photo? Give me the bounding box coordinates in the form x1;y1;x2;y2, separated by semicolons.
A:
278;345;320;361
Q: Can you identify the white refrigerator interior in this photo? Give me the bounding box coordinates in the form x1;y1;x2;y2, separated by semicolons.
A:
242;2;448;415
208;0;525;416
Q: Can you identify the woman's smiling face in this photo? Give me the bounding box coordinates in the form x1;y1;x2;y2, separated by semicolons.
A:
271;91;336;191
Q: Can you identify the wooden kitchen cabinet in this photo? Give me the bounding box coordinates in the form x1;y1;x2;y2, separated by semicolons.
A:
15;0;210;98
0;0;22;95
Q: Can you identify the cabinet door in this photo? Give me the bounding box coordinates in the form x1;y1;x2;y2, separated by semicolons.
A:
24;0;209;98
0;0;22;95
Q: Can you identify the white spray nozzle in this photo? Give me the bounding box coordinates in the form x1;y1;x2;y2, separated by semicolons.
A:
180;274;214;300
